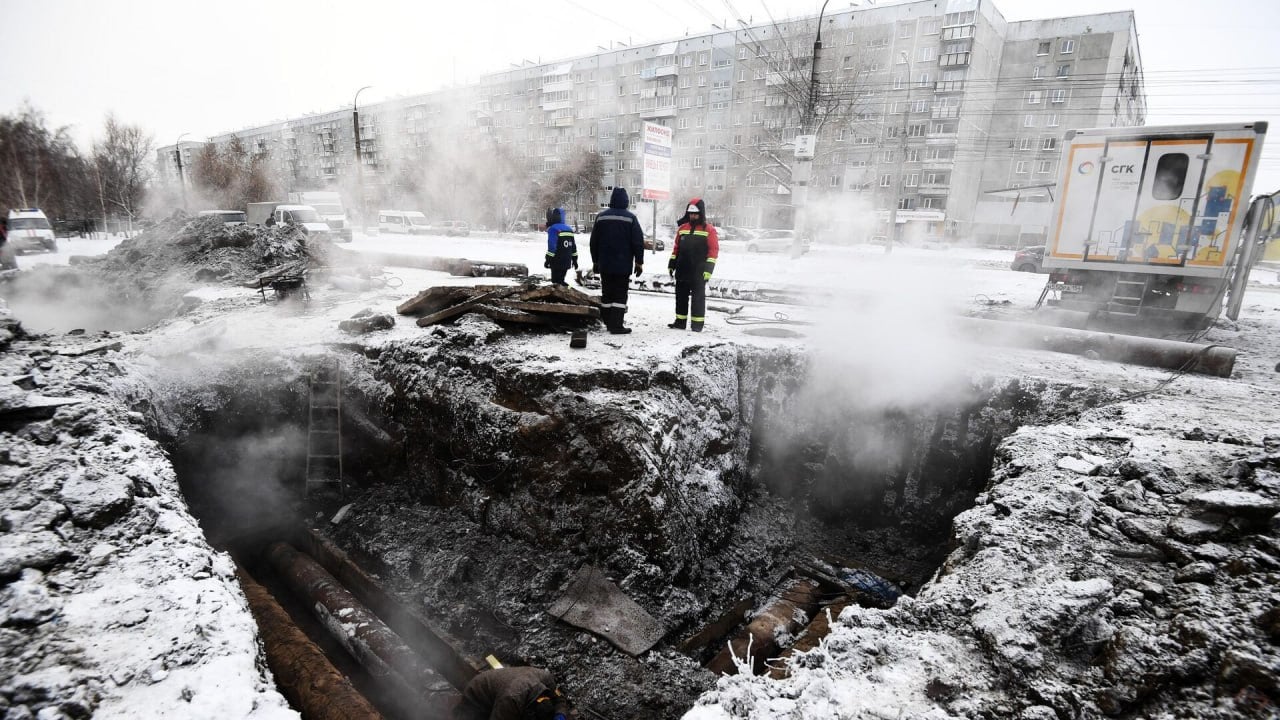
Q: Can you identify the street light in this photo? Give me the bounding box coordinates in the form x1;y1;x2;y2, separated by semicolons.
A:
175;132;190;211
353;85;372;231
790;0;832;256
884;51;912;254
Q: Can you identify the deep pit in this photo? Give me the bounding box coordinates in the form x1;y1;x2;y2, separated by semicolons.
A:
124;326;1116;720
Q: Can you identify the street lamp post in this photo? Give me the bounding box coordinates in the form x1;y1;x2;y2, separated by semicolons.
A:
884;52;912;254
353;86;372;231
175;133;190;212
790;0;832;256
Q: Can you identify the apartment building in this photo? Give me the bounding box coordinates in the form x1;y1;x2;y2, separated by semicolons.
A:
157;0;1145;243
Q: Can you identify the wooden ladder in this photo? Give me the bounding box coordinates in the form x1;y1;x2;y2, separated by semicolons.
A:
305;359;344;498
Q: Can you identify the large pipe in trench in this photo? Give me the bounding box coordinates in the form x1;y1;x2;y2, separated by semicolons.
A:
706;579;822;676
236;566;383;720
265;542;457;718
955;316;1238;378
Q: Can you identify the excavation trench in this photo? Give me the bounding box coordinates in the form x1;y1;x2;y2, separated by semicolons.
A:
131;333;1115;719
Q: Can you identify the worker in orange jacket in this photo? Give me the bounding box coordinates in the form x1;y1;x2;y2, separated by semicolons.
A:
667;197;719;332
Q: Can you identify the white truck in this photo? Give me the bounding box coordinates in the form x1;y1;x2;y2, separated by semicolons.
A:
246;202;333;238
1039;121;1271;330
287;191;351;242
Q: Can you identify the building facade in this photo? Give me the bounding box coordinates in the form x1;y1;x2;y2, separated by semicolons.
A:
157;0;1145;244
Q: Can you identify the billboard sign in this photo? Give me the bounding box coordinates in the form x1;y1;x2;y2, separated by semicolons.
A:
641;121;672;201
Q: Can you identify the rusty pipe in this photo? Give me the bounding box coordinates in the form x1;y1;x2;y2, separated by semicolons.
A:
707;579;822;676
264;542;457;717
955;316;1237;377
235;566;382;720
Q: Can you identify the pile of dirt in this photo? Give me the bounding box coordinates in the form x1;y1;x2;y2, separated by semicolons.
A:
80;214;336;299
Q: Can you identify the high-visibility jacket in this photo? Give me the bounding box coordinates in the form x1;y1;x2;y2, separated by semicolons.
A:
668;221;719;282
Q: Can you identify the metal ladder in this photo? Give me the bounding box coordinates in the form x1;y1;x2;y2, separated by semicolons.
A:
305;359;344;498
1107;273;1149;317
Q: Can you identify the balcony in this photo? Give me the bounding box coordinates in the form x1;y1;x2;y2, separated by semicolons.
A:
542;99;573;111
641;65;678;79
925;132;958;144
923;158;954;170
940;52;971;67
941;25;974;41
931;107;959;120
546;116;574;128
918;182;950;194
542;79;573;94
934;80;965;93
640;104;677;119
765;72;788;87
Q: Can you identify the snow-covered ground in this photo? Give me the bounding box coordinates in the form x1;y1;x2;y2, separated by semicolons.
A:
4;226;1280;719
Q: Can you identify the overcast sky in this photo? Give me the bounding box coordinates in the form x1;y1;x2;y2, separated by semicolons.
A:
3;0;1279;187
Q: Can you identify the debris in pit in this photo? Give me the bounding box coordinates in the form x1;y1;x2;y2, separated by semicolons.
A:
547;564;665;656
397;282;601;329
339;309;395;335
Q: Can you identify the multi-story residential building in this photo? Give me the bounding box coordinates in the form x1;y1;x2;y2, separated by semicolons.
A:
157;1;1145;244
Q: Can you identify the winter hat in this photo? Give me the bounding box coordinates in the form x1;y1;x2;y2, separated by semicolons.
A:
545;208;558;226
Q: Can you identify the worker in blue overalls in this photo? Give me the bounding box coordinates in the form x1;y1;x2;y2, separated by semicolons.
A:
544;207;578;286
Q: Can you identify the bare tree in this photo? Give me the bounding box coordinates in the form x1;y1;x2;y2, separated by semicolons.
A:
727;20;881;197
92;114;154;234
190;136;277;211
537;148;604;228
0;104;98;224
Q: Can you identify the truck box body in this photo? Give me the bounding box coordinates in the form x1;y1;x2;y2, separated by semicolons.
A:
1042;121;1267;328
287;191;351;241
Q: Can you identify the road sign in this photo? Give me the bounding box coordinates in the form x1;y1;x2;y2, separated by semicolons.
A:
794;134;816;159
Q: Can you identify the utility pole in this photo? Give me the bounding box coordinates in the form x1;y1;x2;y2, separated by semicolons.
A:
790;0;831;257
175;133;189;212
884;52;911;254
353;86;371;232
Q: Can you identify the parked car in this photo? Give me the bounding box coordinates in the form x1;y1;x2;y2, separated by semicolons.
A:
643;236;666;252
1012;245;1047;273
378;210;430;235
746;229;810;254
435;220;470;236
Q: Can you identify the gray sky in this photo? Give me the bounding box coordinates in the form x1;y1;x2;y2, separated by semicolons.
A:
3;0;1279;187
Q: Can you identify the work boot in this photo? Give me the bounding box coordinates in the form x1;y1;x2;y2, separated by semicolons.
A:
608;325;633;334
691;322;704;333
668;318;687;330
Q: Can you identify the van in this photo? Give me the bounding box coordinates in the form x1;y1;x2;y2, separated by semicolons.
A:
6;209;58;253
378;210;429;235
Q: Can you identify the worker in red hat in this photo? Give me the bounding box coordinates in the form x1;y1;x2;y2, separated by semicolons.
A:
667;197;719;332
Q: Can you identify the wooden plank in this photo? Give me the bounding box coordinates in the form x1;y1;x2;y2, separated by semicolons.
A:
678;596;755;656
499;300;600;318
414;290;505;327
57;340;123;357
548;285;601;307
396;286;470;315
476;304;552;325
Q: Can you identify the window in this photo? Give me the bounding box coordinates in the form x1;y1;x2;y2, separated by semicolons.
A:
911;99;929;113
1057;64;1070;78
899;21;914;38
830;175;841;187
921;18;941;35
1042;137;1057;151
1015;161;1028;174
1060;39;1075;54
881;150;895;163
738;47;747;59
880;173;892;187
916;72;931;88
917;47;935;63
1046;113;1060;127
1050;89;1066;103
908;123;926;137
698;52;709;65
1018;137;1033;150
1032;66;1042;80
678;118;689;129
905;173;919;187
1024;114;1036;128
693;157;703;168
893;75;906;90
906;149;920;162
1028;90;1042;104
1037;160;1054;174
1153;153;1190;200
698;75;707;87
682;55;693;67
898;198;914;210
1037;41;1051;56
